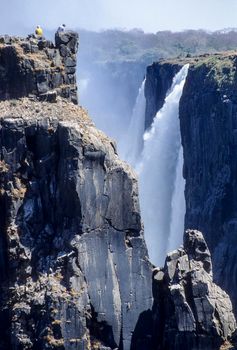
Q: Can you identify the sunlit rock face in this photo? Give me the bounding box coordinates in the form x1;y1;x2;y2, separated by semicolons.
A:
0;99;153;350
152;229;236;350
0;33;153;350
0;31;78;104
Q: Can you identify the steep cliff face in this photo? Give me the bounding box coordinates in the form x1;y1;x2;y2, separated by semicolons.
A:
145;53;237;317
0;34;153;350
179;53;237;316
144;62;182;129
0;101;153;350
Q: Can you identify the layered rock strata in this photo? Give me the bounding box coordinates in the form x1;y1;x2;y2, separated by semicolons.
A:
152;229;236;350
0;31;78;103
0;34;153;350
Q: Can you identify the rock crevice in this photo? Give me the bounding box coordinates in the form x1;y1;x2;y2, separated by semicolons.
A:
0;102;153;350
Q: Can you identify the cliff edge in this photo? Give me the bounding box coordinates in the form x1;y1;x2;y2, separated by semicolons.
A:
0;31;78;104
0;33;153;350
145;51;237;321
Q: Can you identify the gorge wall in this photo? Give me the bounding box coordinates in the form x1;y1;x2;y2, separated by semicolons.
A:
0;32;153;350
181;53;237;316
145;52;237;317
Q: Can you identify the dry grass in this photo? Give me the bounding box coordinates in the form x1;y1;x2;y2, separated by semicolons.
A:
45;335;64;347
0;160;9;173
12;187;27;200
0;188;5;196
220;341;235;350
52;319;62;325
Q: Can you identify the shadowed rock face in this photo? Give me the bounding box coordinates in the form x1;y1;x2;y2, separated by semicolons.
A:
0;99;153;350
144;62;181;129
152;229;236;350
145;53;237;317
179;54;237;316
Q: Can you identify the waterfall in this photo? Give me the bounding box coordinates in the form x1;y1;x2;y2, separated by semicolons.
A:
120;79;146;167
137;65;189;266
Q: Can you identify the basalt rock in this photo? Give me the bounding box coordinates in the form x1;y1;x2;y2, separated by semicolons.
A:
0;31;79;104
152;229;236;350
0;97;153;349
179;53;237;316
145;53;237;318
144;62;182;129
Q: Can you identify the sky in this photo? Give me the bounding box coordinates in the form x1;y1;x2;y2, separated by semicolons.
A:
1;0;237;35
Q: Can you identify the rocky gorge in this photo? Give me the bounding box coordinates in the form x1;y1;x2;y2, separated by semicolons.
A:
0;30;236;350
145;52;237;318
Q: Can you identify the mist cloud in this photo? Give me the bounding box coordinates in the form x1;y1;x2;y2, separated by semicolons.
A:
0;0;237;35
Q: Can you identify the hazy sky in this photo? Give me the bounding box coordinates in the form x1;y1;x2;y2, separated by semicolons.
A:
1;0;237;35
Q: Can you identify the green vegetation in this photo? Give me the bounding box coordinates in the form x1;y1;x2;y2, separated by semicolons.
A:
190;52;237;86
208;57;236;86
78;28;237;64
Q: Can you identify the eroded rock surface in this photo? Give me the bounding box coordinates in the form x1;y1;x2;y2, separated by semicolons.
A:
152;229;236;350
144;62;182;129
145;53;237;317
0;30;78;103
0;99;153;350
179;53;237;315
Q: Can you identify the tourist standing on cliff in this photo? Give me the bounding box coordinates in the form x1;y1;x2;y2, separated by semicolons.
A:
57;24;66;33
35;25;43;38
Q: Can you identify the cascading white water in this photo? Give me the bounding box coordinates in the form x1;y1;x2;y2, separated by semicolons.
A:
137;64;189;266
120;79;146;167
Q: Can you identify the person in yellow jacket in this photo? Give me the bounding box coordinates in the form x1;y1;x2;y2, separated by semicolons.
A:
35;25;43;37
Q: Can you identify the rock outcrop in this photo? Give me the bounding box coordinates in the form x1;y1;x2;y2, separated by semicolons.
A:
145;62;181;129
152;229;236;350
2;30;237;350
0;34;153;350
0;31;78;104
145;52;237;318
0;98;153;350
